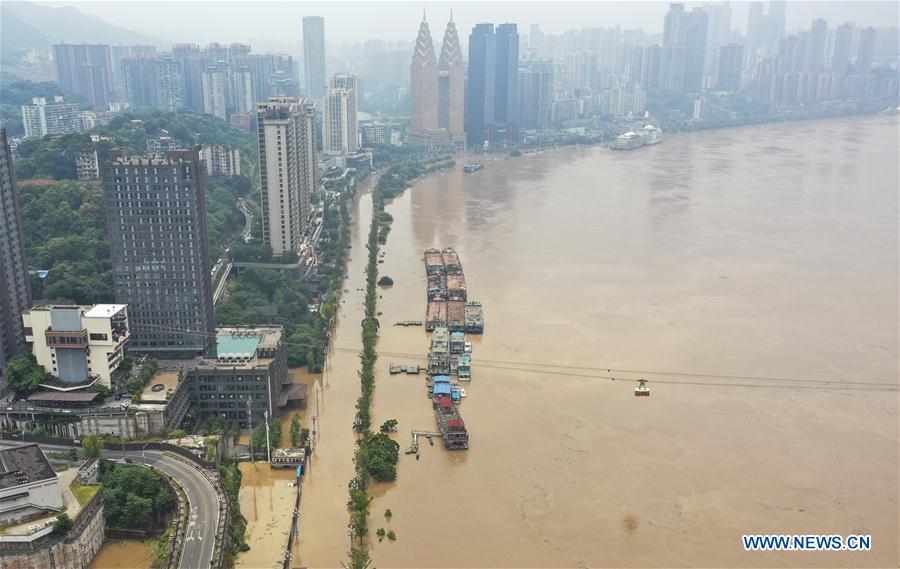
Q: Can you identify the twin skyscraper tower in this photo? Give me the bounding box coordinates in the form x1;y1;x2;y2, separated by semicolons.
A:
409;13;465;152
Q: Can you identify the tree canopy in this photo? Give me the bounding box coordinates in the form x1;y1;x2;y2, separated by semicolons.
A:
1;354;49;395
99;461;176;530
17;180;113;305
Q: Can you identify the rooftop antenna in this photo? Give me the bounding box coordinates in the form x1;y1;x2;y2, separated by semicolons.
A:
423;7;427;22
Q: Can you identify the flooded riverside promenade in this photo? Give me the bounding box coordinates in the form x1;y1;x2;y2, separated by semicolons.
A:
288;116;899;568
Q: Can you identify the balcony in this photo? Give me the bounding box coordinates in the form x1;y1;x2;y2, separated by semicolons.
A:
45;329;88;348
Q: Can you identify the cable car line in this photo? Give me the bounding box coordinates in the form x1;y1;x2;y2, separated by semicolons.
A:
132;322;898;391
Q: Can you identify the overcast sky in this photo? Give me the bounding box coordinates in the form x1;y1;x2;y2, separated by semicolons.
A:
40;1;900;46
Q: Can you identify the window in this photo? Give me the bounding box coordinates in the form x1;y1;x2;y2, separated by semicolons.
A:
89;333;109;341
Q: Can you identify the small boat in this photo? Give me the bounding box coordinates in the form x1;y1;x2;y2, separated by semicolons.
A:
460;388;467;398
463;163;483;173
464;341;472;353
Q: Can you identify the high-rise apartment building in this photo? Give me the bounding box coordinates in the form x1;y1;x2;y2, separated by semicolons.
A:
302;17;326;99
856;27;877;74
202;66;229;120
53;44;115;108
111;45;156;96
465;23;519;146
830;23;854;75
805;18;828;72
173;44;206;112
0;128;32;382
121;55;158;108
745;2;766;69
716;43;744;91
154;56;184;111
100;149;215;354
660;3;708;94
202;63;253;121
704;1;732;73
21;97;80;139
516;61;553;129
201;145;242;177
323;73;359;156
121;54;184;111
247;54;299;102
256;97;319;256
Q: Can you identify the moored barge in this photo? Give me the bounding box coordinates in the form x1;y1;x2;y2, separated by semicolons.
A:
465;301;484;333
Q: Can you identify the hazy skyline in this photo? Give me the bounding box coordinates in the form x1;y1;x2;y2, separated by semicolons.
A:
37;1;899;47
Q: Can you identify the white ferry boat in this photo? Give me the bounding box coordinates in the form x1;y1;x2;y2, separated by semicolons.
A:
611;131;644;150
640;125;662;145
611;125;662;150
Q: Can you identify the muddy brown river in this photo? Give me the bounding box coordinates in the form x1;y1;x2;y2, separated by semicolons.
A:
289;116;899;569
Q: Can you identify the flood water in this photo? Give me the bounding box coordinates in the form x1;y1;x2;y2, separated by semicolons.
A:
235;368;318;569
89;539;151;569
296;116;899;568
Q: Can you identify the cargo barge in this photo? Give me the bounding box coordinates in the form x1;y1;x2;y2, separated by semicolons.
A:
465;301;483;333
447;300;466;332
421;247;482;450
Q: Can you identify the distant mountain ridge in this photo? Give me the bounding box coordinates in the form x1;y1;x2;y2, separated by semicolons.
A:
2;1;163;63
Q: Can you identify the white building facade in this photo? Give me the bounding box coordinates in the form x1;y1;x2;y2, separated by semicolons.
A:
20;97;80;139
22;304;130;390
256;97;319;255
201;145;241;177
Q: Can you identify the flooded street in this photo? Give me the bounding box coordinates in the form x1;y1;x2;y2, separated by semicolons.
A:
297;116;899;568
235;368;318;569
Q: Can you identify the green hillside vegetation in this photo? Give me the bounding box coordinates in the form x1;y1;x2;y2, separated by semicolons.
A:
14;133;107;180
18;180;113;304
206;175;251;261
10;109;257;181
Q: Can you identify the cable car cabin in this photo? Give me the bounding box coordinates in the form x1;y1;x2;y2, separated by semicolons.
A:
634;379;650;397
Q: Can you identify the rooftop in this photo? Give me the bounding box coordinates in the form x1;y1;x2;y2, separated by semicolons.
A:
141;370;181;402
0;444;57;490
83;304;127;318
216;327;281;352
26;391;101;403
216;334;261;358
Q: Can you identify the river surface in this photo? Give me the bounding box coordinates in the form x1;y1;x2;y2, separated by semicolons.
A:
296;116;899;568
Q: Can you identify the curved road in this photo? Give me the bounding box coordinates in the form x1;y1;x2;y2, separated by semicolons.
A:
107;449;219;569
0;442;219;569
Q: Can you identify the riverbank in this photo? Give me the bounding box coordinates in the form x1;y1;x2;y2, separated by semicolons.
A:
467;106;897;159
